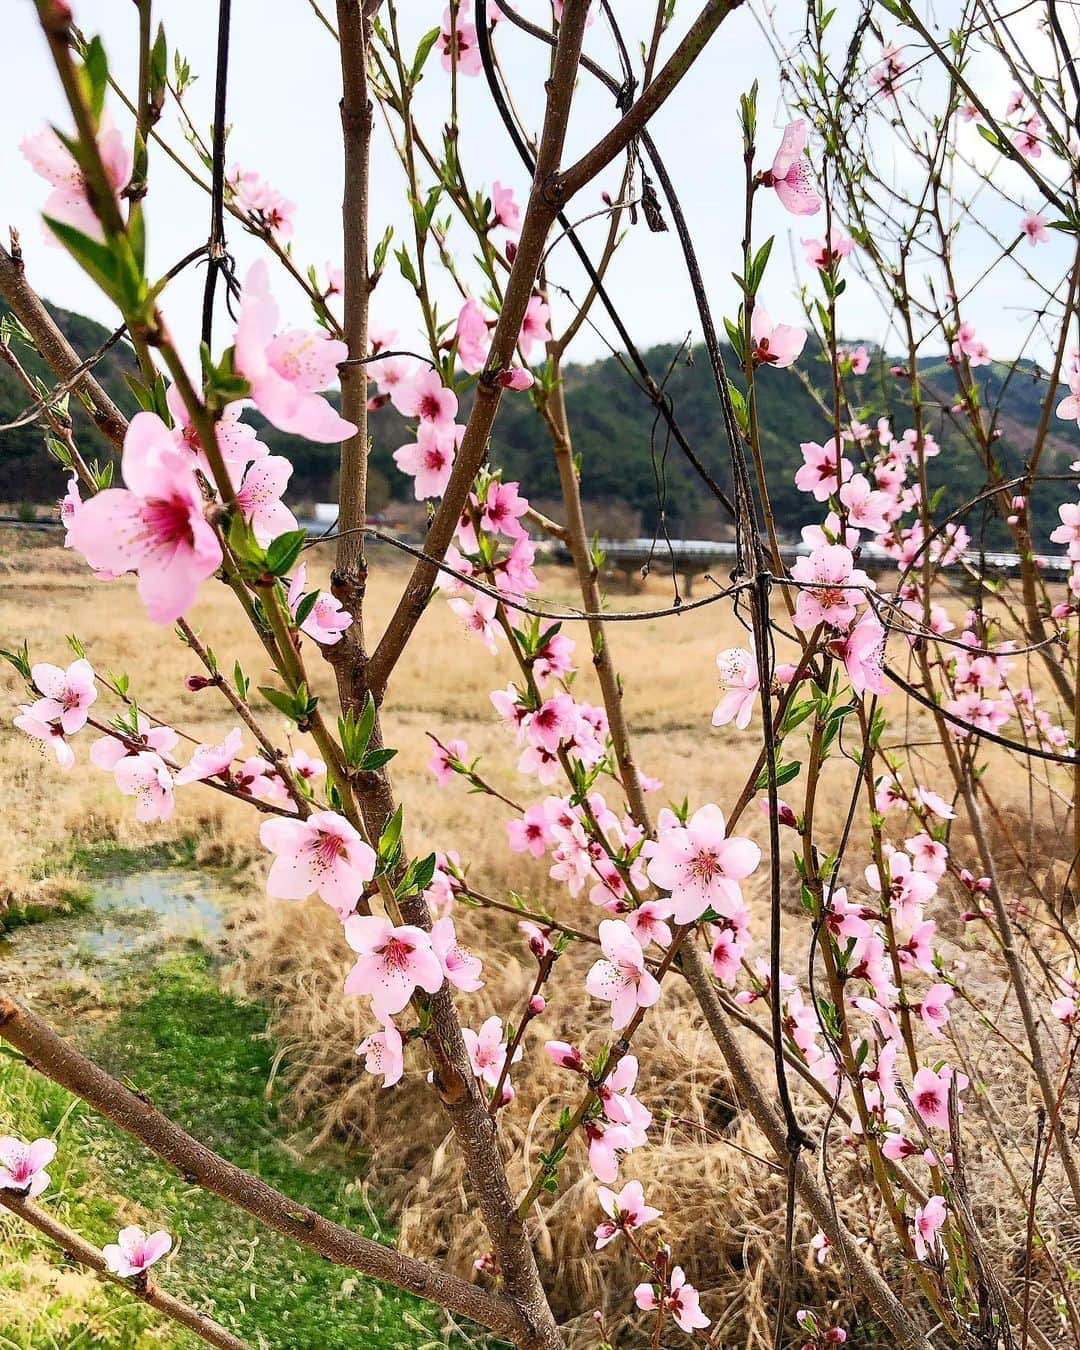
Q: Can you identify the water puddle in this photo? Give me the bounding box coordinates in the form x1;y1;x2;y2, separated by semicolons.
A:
0;869;233;991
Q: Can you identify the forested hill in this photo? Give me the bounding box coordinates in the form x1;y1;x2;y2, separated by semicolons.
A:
2;300;1076;546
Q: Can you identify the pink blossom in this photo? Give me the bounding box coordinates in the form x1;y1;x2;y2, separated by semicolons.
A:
871;44;906;98
91;715;177;772
394;421;462;499
712;647;759;728
919;983;954;1036
1021;209;1050;245
794;438;852;501
646;804;761;923
167;383;264;476
31;658;96;734
1056;375;1080;426
1012;114;1044;158
586;1120;635;1182
914;786;955;820
397;369;459;426
491;180;521;232
666;1267;710;1333
14;701;75;769
593;1179;661;1248
175;727;243;785
801;228;853;269
585;920;661;1029
114;751;175;822
838;473;892;534
911;1065;966;1130
429;737;468;785
764;120;822;215
232;456;297;546
498;366;534;391
463;1015;520;1088
750;305;806;369
22;120;131;242
831;610;888;697
344;916;444;1016
226;165;295;241
66;412;223;624
103;1226;173;1278
544;1040;583;1072
913;1195;947;1260
455;299;490;374
260;810;376;918
440;6;482;75
518;296;551;360
431;915;484;991
356;1021;404;1087
950;321;990;367
522;922;555;961
791;544;870;632
508;804;551;858
287;564;352;646
482;480;529;537
0;1136;56;1198
234;261;356;442
626;899;674;949
448;589;500;653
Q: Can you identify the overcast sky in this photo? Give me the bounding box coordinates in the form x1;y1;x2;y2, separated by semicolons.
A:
1;1;1074;372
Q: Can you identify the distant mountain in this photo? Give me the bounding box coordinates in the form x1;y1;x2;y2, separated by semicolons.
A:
2;300;1075;547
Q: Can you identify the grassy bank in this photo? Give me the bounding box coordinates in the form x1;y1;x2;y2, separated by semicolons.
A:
0;948;481;1349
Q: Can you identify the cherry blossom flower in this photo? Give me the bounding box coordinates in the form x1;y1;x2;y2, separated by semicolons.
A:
586;1120;635;1182
838;473;892;533
831;610;888;697
498;366;535;390
14;701;75;769
232;455;297;546
950;321;990;367
431;915;484;991
911;1064;967;1130
233;261;356;443
585;919;662;1029
440;6;482;75
397;369;459;426
919;983;954;1036
794;438;852;501
103;1226;173;1278
593;1179;661;1248
646;804;761;923
1012;113;1044;157
260;810;376;918
344;916;444;1017
643;1267;710;1333
463;1015;520;1088
66;412;223;624
763;120;822;215
544;1039;584;1072
114;751;175;822
175;727;243;785
508;804;551;857
166;383;264;476
429;738;468;786
289;748;326;784
626;898;674;949
791;544;871;632
750;305;806;368
455;299;490;374
481;480;529;537
448;590;500;653
22;119;132;242
394;421;462;499
1056;374;1080;426
491;180;521;232
712;647;760;728
871;44;906;98
91;716;178;774
0;1136;56;1198
226;165;295;241
286;564;352;646
518;295;551;359
914;786;955;820
1021;209;1050;245
801;228;853;269
356;1021;404;1087
30;658;96;734
913;1195;946;1260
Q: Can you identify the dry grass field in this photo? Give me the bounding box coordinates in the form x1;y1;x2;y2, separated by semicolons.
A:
2;525;1077;1345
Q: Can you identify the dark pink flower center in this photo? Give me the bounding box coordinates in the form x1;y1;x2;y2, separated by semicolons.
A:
144;495;196;548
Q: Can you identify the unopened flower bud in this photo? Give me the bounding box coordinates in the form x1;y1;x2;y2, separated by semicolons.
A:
184;674;214;691
529;994;546;1015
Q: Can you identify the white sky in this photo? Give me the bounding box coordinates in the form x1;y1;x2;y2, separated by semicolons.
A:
0;1;1074;370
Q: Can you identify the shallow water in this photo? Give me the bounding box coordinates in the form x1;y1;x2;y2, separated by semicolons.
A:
0;869;231;984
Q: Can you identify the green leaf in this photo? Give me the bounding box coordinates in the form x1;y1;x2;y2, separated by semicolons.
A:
379;806;403;861
360;747;397;772
754;759;802;791
258;685;301;720
265;529;308;578
44;217;121;298
294;591;319;626
80;36;110;122
410;26;441;83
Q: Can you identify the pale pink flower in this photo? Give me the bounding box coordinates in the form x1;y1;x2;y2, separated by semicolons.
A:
234;261;356;442
21;119;132;242
585;919;662;1029
1012;113;1044;158
260;810;376;918
356;1021;404;1087
232;455;297;546
593;1179;661;1248
1056;375;1080;426
839;473;891;533
31;658;96;734
289;747;326;783
431;915;484;991
175;727;243;785
167;383;264;476
667;1267;710;1333
448;590;500;653
114;751;175;822
847;344;871;375
429;737;468;785
526;694;577;753
226;165;295;241
463;1015;520;1087
791;544;870;632
914;786;955;819
440;6;482;75
544;1040;583;1072
764;120;822;215
103;1226;172;1278
455;299;490;374
919;983;954;1036
91;715;177;772
344;916;444;1017
794;438;851;501
831;610;888;697
950;321;990;367
286;564;352;646
507;804;551;858
518;295;551;359
499;366;534;390
66;412;223;624
646;804;761;923
912;1065;966;1130
586;1120;635;1182
626;899;674;949
750;305;806;369
14;701;75;769
1022;209;1050;245
394;421;462;499
481;480;529;537
801;228;853;268
397;368;459;426
913;1195;946;1260
0;1136;56;1197
712;647;759;728
491;180;521;232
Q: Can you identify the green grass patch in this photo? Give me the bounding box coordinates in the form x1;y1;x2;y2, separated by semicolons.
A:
0;949;488;1349
0;882;94;935
66;837;200;879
